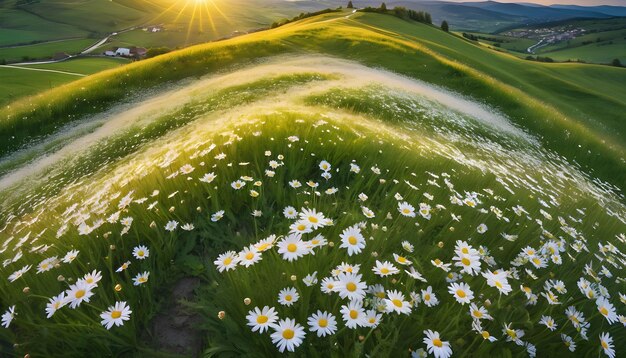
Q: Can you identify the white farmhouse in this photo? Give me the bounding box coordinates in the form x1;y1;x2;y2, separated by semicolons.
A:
115;47;131;56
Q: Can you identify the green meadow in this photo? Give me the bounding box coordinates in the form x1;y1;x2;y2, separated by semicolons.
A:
0;8;624;358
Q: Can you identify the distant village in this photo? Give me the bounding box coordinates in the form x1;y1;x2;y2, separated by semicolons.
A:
502;26;587;45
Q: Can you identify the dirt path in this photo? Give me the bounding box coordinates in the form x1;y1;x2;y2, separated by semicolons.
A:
0;64;86;76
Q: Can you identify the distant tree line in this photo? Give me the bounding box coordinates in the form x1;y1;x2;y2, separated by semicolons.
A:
462;33;505;43
525;55;555;63
360;3;432;25
270;8;341;29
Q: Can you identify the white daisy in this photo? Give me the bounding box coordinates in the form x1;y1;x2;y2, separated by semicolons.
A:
423;330;452;358
299;208;327;230
133;271;150;286
339;225;366;256
283;206;298;219
421;286;439;307
62;249;79;264
372;260;399;277
335;272;367;301
132;245;149;260
340;300;367;329
211;210;225;222
238;246;262;267
448;282;473;305
539;315;557;331
46;293;66;318
597;297;618;324
1;306;16;328
308;310;337;337
214;251;238;272
398;202;416;217
65;281;94;309
270;318;306;353
385;290;412;315
277;234;309;262
278;287;300;306
600;332;615;358
246;306;278;333
100;301;132;329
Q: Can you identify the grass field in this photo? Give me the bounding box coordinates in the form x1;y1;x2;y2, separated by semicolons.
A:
0;39;96;63
0;57;130;106
460;32;535;53
0;8;90;47
0;9;625;357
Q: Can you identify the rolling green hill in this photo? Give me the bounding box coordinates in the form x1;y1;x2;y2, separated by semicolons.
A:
0;9;625;357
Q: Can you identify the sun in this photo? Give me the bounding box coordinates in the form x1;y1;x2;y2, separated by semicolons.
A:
145;0;230;44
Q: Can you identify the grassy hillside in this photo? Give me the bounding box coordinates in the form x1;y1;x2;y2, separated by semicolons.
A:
4;10;622;192
0;9;625;357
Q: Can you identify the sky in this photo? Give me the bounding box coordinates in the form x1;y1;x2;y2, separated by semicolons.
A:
444;0;626;5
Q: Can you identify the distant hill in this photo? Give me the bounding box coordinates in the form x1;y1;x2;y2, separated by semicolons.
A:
551;4;626;17
461;1;612;20
330;1;624;32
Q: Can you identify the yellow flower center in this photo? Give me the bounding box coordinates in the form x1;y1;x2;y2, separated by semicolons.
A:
397;256;407;263
600;307;608;316
473;310;482;318
223;257;232;265
376;292;385;299
507;329;516;338
601;340;608;349
402;209;410;214
256;315;268;324
309;216;318;224
462;248;469;254
433;338;443;347
287;243;298;253
456;289;466;298
348;236;357;245
461;257;471;266
349;310;358;319
318;319;328;328
75;290;85;299
282;329;295;340
285;295;292;301
380;268;389;274
138;251;144;257
245;252;254;260
346;282;357;292
482;331;490;339
392;299;403;308
434;259;442;265
424;294;431;301
495;281;503;289
111;310;122;319
297;224;306;231
257;243;269;251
